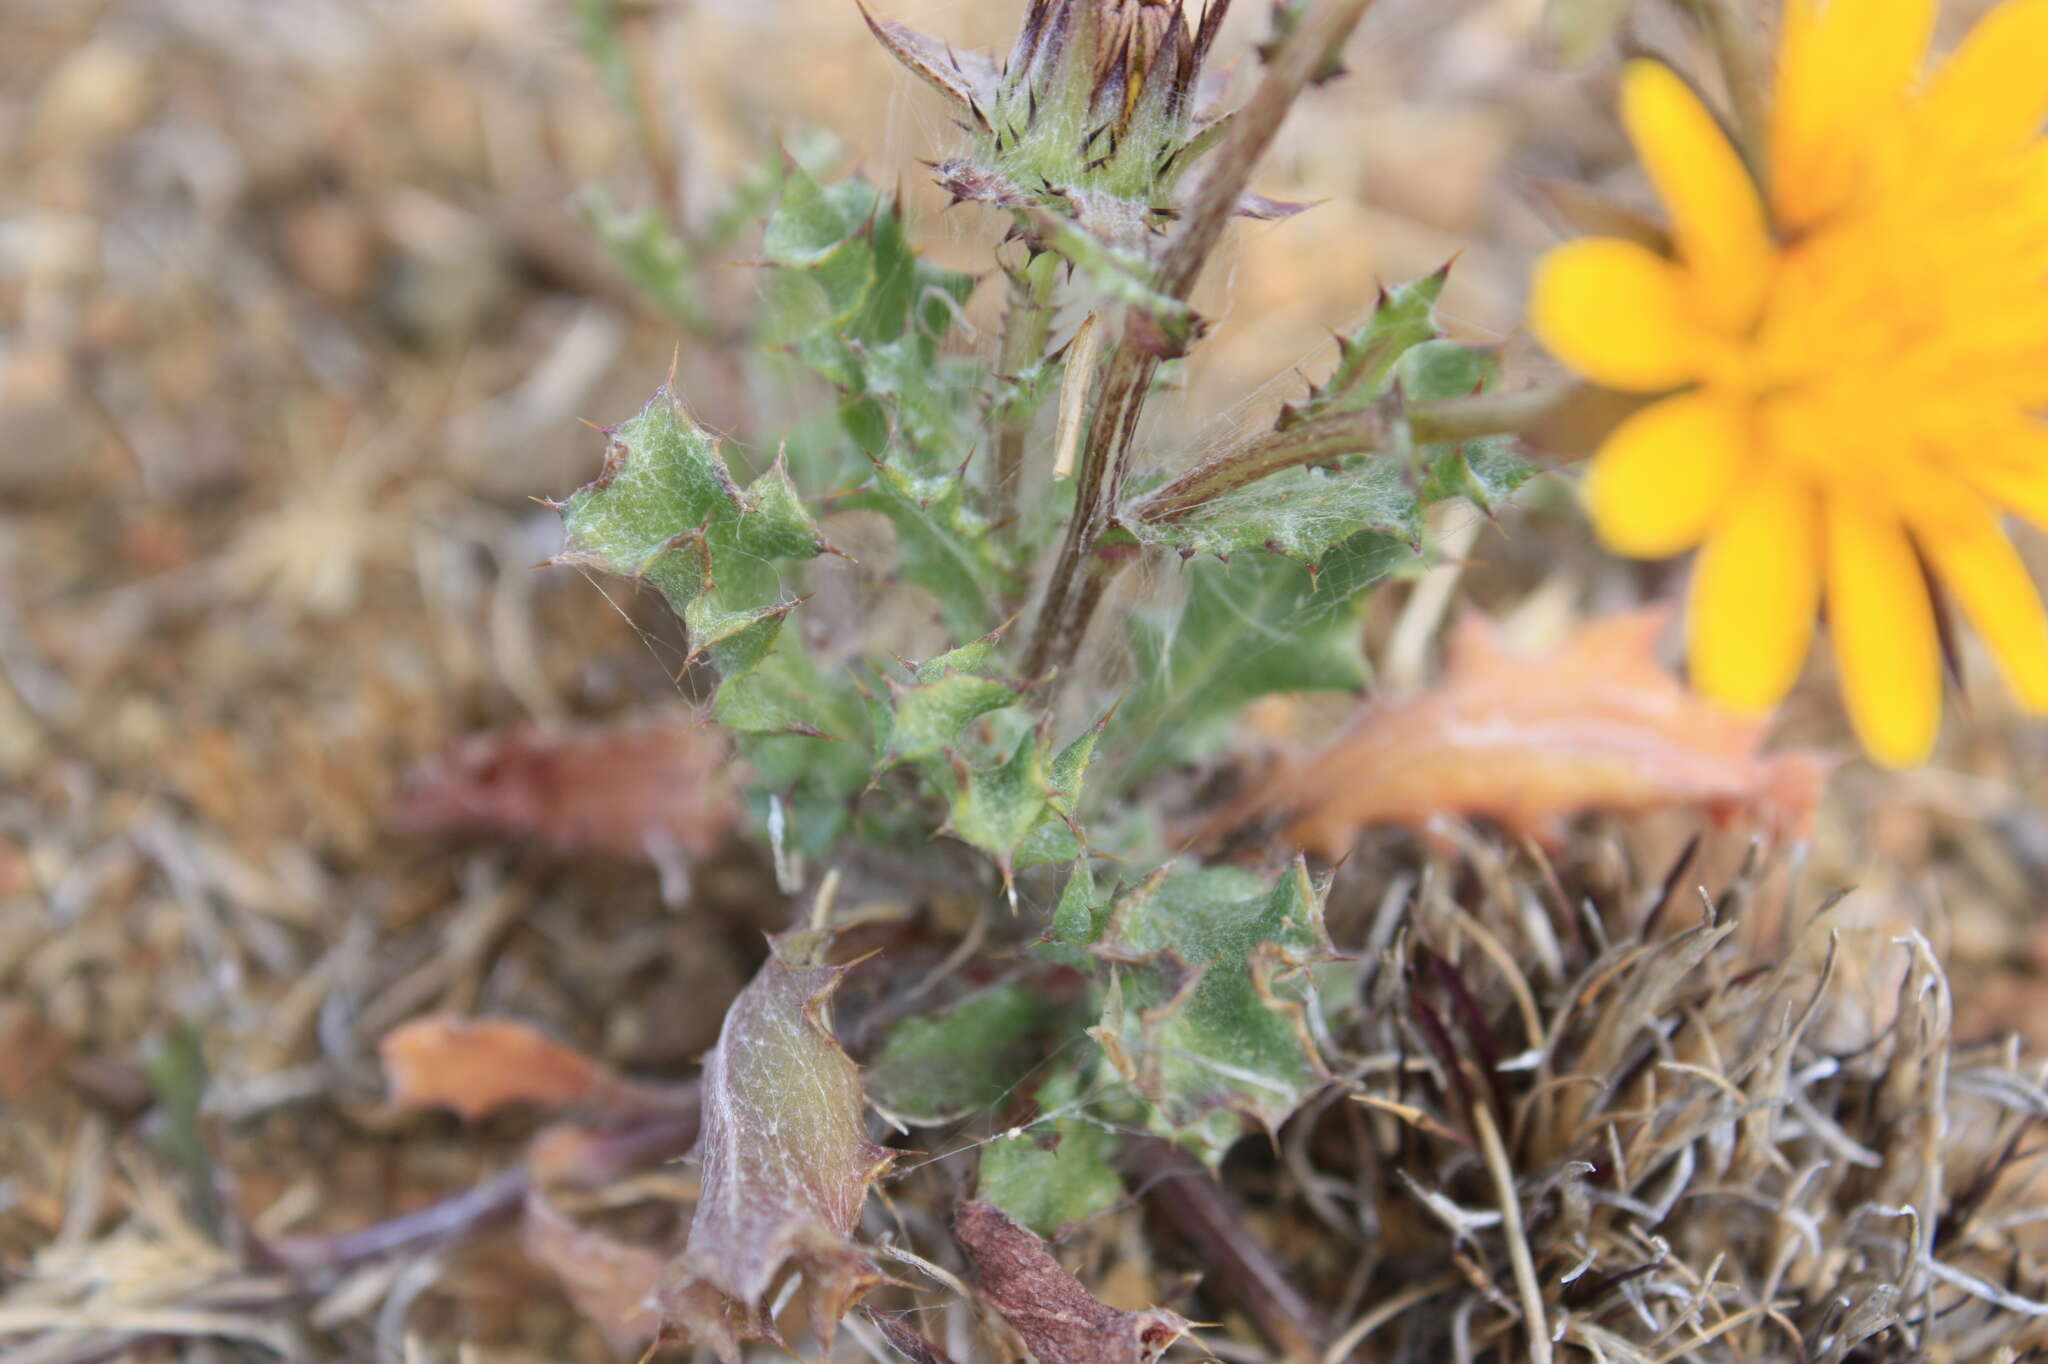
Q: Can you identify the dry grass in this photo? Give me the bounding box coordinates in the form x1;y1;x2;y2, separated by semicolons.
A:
7;0;2048;1360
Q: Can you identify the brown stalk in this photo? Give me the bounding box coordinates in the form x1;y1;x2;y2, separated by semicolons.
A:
1135;1139;1329;1362
1126;385;1567;527
1023;0;1382;686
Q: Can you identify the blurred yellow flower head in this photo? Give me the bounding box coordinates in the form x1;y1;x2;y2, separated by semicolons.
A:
1531;0;2048;766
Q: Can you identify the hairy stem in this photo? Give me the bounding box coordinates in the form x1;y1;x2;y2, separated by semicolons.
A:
1024;341;1155;680
1131;385;1569;525
992;250;1062;550
1023;0;1381;686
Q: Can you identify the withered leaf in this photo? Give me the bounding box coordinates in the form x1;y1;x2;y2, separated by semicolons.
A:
953;1200;1191;1364
390;716;739;887
379;1015;689;1122
863;1305;961;1364
1232;608;1830;857
661;929;894;1362
519;1190;664;1355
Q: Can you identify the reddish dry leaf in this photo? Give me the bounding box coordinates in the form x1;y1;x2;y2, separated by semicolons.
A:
1235;608;1829;858
389;717;739;892
953;1200;1191;1364
0;1000;68;1105
379;1015;688;1122
519;1190;665;1354
862;1305;961;1364
525;1109;703;1190
660;929;893;1362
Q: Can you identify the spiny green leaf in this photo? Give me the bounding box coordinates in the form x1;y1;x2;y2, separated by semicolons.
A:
867;983;1059;1125
945;730;1054;880
1088;859;1338;1165
1424;437;1538;516
943;713;1107;892
763;164;978;457
977;1071;1125;1237
762;160;881;269
1399;340;1536;515
844;462;1012;637
1118;532;1417;780
870;623;1027;767
1281;270;1447;429
1050;858;1111;948
882;673;1023;764
912;628;1008;683
1128;458;1422;566
554;386;831;736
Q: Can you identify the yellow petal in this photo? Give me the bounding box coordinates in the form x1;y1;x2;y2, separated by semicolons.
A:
1621;61;1772;333
1959;417;2048;531
1585;390;1747;557
1912;497;2048;713
1687;468;1820;713
1529;237;1701;392
1920;0;2048;157
1771;0;1935;231
1825;497;1941;767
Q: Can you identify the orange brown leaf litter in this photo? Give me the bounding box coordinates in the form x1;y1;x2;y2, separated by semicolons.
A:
1529;0;2048;766
1219;609;1829;858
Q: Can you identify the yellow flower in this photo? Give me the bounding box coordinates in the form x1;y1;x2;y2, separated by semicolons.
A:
1530;0;2048;766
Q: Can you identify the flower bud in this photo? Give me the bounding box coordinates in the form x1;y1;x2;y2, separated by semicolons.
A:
865;0;1284;249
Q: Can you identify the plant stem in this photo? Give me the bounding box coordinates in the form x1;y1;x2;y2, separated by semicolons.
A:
1131;385;1569;525
1024;341;1155;680
992;250;1062;549
1136;1139;1329;1362
1023;0;1381;686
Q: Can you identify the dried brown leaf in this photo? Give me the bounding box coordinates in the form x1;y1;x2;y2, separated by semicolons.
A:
953;1200;1191;1364
863;1305;961;1364
1231;608;1830;857
0;1000;68;1105
519;1190;664;1355
379;1015;687;1122
860;9;1001;119
660;929;894;1362
389;716;739;869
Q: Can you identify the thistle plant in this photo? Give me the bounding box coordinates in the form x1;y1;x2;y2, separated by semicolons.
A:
534;0;2048;1358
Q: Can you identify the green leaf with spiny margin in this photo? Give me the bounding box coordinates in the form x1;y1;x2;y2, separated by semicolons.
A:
1128;458;1422;566
1088;859;1338;1165
759;162;880;337
1278;268;1447;430
1398;339;1537;515
869;623;1026;767
1125;270;1509;573
844;462;1013;638
978;1070;1125;1237
1117;532;1417;780
1050;859;1112;948
554;385;831;735
942;713;1107;894
881;673;1023;764
763;164;978;457
867;983;1059;1125
913;630;1006;683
